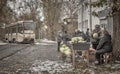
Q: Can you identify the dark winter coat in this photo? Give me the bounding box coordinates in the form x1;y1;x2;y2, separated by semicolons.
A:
57;31;63;42
91;28;101;49
96;34;113;54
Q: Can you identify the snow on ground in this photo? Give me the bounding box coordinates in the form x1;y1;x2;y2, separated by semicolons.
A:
35;39;57;45
30;60;74;74
30;60;120;74
36;39;57;43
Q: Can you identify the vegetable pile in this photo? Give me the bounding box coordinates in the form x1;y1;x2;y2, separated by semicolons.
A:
60;44;71;57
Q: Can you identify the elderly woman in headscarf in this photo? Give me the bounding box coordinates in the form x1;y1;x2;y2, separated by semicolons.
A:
89;29;113;64
91;25;102;49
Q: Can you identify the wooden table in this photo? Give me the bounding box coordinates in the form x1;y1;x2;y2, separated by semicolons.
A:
71;42;90;67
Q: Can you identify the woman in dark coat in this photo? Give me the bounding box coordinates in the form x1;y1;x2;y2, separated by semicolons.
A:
90;29;112;64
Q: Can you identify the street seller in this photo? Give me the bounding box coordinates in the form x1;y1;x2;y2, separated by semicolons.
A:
89;29;113;65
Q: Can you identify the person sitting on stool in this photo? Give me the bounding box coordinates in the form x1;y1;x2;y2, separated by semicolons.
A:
89;29;112;65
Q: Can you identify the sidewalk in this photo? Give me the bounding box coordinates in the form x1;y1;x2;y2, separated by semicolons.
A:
40;39;57;43
36;39;57;43
35;39;57;45
0;40;7;45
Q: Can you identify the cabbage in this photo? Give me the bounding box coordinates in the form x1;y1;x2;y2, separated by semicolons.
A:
60;44;72;57
69;41;73;44
62;44;67;48
64;50;71;57
78;37;84;41
60;48;65;53
64;47;69;50
78;41;86;43
71;37;84;43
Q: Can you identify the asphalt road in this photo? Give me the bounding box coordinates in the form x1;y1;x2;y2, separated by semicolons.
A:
0;42;60;74
0;43;120;74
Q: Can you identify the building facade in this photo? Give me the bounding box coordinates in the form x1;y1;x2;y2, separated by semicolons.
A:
98;9;113;35
78;0;113;35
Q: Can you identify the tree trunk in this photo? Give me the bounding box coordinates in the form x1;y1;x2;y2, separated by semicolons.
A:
43;0;62;40
113;0;120;61
113;12;120;61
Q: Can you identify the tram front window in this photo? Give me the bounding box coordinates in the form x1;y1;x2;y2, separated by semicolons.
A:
23;22;36;34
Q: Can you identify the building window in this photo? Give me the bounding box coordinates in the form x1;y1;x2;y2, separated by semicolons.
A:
83;20;88;29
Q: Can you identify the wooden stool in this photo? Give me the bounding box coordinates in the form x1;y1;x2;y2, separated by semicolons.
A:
100;52;113;64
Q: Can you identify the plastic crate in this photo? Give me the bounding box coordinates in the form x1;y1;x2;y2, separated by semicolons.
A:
72;42;90;50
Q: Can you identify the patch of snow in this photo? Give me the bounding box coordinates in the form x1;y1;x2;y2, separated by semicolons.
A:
30;60;74;74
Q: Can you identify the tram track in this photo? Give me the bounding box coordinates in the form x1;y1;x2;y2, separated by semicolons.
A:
0;44;10;51
0;44;33;61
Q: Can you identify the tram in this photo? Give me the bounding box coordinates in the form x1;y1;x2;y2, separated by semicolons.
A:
5;20;36;43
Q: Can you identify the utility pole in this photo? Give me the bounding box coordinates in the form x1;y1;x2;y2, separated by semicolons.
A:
89;0;92;32
81;4;83;31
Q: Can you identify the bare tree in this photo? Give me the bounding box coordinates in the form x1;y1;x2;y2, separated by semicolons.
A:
0;0;15;24
8;0;43;39
61;0;83;37
42;0;63;40
41;0;83;40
